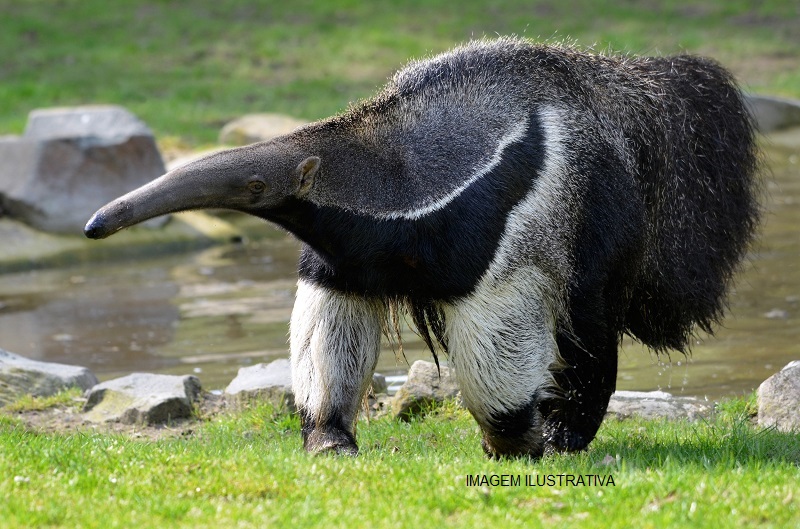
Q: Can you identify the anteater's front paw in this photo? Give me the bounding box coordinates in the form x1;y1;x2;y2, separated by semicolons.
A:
304;428;358;456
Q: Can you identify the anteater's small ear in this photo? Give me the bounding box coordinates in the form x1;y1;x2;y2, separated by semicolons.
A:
295;156;321;196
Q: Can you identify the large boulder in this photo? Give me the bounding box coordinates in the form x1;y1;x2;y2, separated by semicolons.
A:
0;349;98;407
83;373;201;424
0;105;167;234
757;361;800;432
219;113;306;146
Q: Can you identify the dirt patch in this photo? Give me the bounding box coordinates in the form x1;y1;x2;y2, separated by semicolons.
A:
2;392;228;441
2;391;393;440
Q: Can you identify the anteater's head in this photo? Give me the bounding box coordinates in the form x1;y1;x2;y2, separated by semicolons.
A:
84;141;320;239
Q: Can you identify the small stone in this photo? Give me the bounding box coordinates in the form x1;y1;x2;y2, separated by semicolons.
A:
224;358;295;410
757;361;800;432
83;373;201;424
0;349;98;407
599;454;617;467
219;114;307;146
391;360;460;420
367;393;393;418
371;372;388;395
606;390;713;421
745;94;800;133
763;309;789;320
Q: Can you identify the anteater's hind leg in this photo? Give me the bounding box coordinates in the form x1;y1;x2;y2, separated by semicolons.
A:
540;302;619;453
290;280;384;455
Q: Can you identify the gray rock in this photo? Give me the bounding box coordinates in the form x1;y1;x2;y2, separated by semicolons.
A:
371;372;388;395
0;349;98;407
83;373;201;424
166;148;226;171
0;105;167;234
388;363;714;422
391;360;460;420
224;358;295;410
219;114;307;146
745;94;800;133
763;308;789;320
757;361;800;432
24;106;154;142
366;393;393;419
606;390;713;421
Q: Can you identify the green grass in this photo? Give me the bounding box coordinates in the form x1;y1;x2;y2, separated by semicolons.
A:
0;387;84;413
1;0;798;146
1;395;798;528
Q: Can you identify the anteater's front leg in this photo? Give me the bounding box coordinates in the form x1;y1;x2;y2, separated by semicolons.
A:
290;280;384;455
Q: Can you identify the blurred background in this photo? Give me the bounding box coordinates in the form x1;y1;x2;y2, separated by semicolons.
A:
1;0;798;398
2;0;798;146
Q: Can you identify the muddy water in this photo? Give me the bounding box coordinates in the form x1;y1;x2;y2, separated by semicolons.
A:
0;143;797;399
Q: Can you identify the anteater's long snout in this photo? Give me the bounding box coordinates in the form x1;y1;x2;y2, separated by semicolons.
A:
84;211;109;239
83;170;190;240
84;199;136;239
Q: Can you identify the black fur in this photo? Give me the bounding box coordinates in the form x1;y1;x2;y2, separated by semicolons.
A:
483;392;545;459
299;409;358;456
285;113;545;300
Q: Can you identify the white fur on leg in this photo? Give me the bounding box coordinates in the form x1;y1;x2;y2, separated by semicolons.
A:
290;280;384;429
440;266;559;423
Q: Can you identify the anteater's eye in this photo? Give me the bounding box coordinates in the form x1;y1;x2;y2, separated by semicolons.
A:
248;180;267;194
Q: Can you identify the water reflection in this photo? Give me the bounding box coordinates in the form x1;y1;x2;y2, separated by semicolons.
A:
0;264;179;371
0;142;796;399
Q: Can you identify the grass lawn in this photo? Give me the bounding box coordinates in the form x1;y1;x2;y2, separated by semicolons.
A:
1;0;798;147
0;394;798;528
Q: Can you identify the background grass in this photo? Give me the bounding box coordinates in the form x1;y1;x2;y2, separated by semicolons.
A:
1;0;798;147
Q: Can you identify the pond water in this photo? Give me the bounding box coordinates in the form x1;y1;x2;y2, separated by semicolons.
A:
0;142;797;400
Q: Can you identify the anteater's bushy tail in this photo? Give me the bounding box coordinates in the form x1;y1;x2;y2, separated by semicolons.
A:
623;55;761;352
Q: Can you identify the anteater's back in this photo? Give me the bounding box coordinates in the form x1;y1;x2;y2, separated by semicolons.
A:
315;39;761;352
